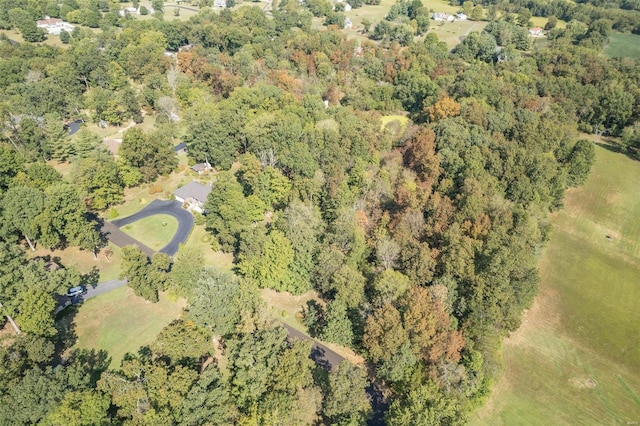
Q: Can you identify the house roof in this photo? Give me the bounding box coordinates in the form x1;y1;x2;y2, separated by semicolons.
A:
173;142;187;151
37;18;63;26
191;162;211;172
173;181;212;203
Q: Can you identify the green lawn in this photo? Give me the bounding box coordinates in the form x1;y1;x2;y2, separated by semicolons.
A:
604;33;640;59
72;286;185;368
121;214;179;250
472;143;640;425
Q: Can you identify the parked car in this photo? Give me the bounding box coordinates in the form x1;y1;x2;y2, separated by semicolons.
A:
66;286;85;297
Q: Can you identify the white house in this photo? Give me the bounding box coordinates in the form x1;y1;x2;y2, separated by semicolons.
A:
36;18;75;35
455;13;468;21
344;18;353;29
344;3;352;11
432;12;454;22
173;181;212;213
214;0;227;7
191;161;213;175
529;27;543;36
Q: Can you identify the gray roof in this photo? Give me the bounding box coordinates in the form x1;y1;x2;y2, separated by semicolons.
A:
173;142;187;151
173;181;212;203
191;162;212;172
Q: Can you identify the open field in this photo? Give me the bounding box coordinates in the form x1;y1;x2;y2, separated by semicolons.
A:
121;214;179;250
604;32;640;59
472;143;640;424
72;286;185;368
429;20;487;49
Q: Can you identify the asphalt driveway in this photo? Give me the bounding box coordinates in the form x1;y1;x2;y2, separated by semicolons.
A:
111;200;194;256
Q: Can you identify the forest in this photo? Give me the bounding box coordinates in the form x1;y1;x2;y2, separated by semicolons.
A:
0;0;639;424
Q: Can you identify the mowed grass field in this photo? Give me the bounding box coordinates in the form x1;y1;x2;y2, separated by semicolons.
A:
121;214;179;250
472;143;640;424
73;286;185;368
604;32;640;59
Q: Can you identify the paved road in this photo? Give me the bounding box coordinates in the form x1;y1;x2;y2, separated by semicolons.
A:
281;323;387;424
281;323;345;371
111;200;194;256
101;221;156;258
54;279;128;315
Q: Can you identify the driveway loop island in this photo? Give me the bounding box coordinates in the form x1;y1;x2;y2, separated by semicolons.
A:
102;199;195;257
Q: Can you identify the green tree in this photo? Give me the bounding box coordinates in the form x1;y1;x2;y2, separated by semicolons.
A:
565;139;595;186
324;361;371;425
72;153;124;211
16;289;56;337
59;29;70;44
177;364;239;425
1;186;45;251
120;246;163;302
238;229;297;293
47;390;110;426
227;326;288;409
119;128;177;183
189;267;257;337
386;381;460;425
321;300;353;347
204;172;264;251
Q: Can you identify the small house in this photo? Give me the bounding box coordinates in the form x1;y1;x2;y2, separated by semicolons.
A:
191;161;213;175
344;3;352;11
455;13;468;21
36;17;75;35
432;12;454;22
173;142;187;155
173;181;212;213
214;0;227;7
344;18;353;29
529;27;543;36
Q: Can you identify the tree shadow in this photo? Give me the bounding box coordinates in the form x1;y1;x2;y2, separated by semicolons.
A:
81;266;100;289
310;346;333;372
53;304;78;366
595;141;639;161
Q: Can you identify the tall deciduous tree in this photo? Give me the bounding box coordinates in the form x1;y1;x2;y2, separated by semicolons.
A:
1;186;45;251
323;361;371;424
119;128;177;183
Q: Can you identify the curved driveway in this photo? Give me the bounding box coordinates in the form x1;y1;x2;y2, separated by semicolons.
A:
111;200;194;256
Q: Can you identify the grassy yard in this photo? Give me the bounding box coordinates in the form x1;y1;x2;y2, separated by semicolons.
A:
27;242;122;283
604;32;640;59
471;143;640;425
72;286;185;368
121;214;179;250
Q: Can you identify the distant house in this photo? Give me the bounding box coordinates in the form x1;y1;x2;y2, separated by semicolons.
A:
432;12;454;22
344;3;352;11
214;0;226;7
455;13;468;21
173;181;212;213
173;142;187;155
529;27;543;36
344;18;353;29
191;161;213;175
36;17;75;35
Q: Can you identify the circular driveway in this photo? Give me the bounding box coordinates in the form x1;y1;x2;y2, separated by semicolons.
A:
111;200;194;256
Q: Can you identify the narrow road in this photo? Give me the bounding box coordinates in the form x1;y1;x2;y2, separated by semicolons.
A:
111;200;194;256
54;279;128;315
281;323;345;371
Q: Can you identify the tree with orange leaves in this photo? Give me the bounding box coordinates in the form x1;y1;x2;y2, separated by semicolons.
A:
425;96;461;122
